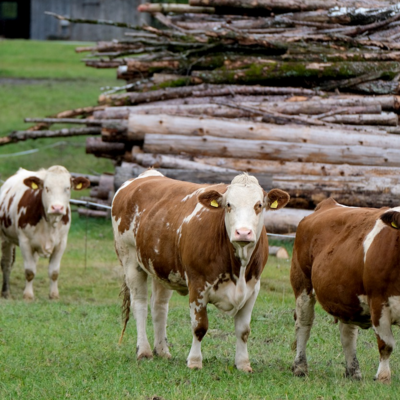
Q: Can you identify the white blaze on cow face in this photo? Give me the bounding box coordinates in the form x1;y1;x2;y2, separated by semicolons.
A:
198;174;290;265
23;166;89;218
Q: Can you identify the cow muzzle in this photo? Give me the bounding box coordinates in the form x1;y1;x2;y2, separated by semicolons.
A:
232;228;255;247
49;204;65;215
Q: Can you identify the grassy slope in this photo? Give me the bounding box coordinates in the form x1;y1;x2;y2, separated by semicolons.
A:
0;40;117;179
1;40;400;399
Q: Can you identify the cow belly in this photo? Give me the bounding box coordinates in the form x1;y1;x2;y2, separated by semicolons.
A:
209;279;259;316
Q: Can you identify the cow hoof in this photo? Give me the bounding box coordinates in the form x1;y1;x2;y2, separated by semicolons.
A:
345;369;362;380
236;364;253;373
23;293;34;301
292;364;308;377
137;351;153;361
1;291;10;299
153;348;172;359
187;360;203;370
374;373;391;384
49;293;59;300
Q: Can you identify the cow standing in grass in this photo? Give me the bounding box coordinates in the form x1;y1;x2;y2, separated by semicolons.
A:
291;197;400;383
0;166;90;300
112;170;289;371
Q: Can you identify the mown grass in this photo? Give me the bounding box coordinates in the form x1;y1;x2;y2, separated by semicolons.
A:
0;40;117;179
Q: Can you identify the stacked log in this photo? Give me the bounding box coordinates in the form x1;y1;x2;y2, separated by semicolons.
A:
5;3;400;230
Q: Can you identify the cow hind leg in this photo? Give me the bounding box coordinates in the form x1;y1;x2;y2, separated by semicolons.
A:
151;279;173;358
122;247;152;360
372;304;394;384
1;241;15;299
292;289;316;377
339;322;362;380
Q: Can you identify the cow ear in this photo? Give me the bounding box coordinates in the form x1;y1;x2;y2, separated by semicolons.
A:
71;177;90;191
264;189;290;211
23;176;43;191
381;211;400;230
198;190;224;211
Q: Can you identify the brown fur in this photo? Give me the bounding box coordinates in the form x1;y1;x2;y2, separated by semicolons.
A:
119;279;131;344
17;189;45;228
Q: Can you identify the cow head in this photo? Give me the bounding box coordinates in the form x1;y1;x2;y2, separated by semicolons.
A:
23;166;90;217
198;174;289;265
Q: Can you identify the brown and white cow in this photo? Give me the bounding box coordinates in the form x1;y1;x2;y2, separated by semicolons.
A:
290;197;400;383
112;170;289;371
0;166;90;300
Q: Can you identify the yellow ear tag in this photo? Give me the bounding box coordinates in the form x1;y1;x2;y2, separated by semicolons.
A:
270;200;278;209
211;200;219;208
392;221;398;229
76;183;83;190
31;182;38;190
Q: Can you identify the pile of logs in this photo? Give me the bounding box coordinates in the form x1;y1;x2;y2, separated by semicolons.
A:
4;1;400;232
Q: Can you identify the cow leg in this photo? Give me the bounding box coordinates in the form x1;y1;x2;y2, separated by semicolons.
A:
234;281;259;372
292;289;316;377
339;322;362;380
19;239;38;300
48;240;67;300
123;249;152;360
372;304;394;383
1;241;15;298
187;290;209;369
151;279;173;358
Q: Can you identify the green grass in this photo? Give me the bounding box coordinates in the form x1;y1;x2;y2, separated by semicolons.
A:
1;221;400;399
2;38;400;400
0;40;118;179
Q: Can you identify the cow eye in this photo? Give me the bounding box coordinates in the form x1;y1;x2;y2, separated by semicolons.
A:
258;203;262;208
227;203;231;208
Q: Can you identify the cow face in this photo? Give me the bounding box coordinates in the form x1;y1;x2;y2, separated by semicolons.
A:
199;174;289;262
23;166;90;217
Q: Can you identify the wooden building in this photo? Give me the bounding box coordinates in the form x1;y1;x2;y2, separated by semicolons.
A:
1;0;148;40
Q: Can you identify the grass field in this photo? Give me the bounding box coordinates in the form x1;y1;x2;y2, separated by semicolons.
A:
2;39;400;399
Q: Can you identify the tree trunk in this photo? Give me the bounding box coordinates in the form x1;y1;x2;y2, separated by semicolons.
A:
143;133;400;166
193;156;400;177
264;208;312;234
127;114;400;149
321;112;398;126
268;246;290;258
86;137;127;159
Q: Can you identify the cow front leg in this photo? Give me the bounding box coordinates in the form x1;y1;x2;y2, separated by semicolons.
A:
188;291;209;369
292;289;316;377
234;281;259;372
339;322;361;380
372;304;394;384
151;279;173;358
1;241;15;298
48;240;67;300
19;239;38;300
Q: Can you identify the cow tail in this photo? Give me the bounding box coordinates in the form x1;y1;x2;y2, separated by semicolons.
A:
119;278;130;345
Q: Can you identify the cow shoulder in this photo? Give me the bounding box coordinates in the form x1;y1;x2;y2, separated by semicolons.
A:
17;187;45;229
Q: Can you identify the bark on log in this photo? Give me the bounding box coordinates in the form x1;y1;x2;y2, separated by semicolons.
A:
264;208;312;234
189;0;396;11
138;3;215;13
114;163;273;190
143;133;400;166
193;157;400;177
86;137;127;159
132;153;238;172
89;174;114;200
273;174;400;208
127;114;400;149
321;112;398;125
99;84;319;106
191;61;400;86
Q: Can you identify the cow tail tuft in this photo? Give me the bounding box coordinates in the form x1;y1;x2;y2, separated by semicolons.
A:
119;278;130;345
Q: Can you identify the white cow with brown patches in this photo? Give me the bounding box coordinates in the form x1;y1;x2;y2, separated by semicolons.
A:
0;166;90;299
112;170;289;371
